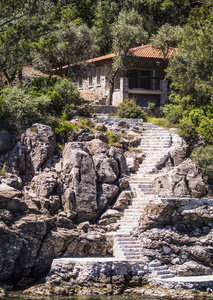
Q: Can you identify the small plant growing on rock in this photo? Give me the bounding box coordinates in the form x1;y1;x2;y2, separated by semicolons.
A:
96;124;107;132
106;130;121;146
117;98;147;120
78;119;89;127
130;147;142;154
0;167;6;177
56;143;65;152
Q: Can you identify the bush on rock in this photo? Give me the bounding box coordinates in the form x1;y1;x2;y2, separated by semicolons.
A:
117;99;147;120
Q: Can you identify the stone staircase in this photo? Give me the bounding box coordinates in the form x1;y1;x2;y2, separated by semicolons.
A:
113;123;173;276
149;260;174;279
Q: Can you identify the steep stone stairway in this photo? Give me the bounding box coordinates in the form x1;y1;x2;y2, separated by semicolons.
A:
113;123;172;266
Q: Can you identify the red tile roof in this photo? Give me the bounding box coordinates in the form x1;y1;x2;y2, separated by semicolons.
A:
130;44;178;59
52;44;177;71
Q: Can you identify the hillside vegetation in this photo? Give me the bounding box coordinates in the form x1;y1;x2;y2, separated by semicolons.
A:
0;0;212;180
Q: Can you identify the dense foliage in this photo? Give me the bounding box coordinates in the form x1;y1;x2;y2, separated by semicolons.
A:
0;77;82;127
191;145;213;184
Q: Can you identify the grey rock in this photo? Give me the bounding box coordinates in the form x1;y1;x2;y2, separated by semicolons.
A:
0;130;13;155
113;190;133;210
1;172;22;188
177;261;213;276
97;183;119;210
153;159;206;198
5;142;26;176
0;183;21;202
125;152;139;172
129;136;141;147
31;171;58;198
61;142;97;222
21;123;56;175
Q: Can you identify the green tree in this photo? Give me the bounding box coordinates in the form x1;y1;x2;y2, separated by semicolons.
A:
0;0;57;83
34;21;99;75
166;1;213;109
150;23;183;69
107;9;148;104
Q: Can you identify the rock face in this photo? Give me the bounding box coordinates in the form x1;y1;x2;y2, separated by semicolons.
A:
61;142;97;222
0;123;129;287
153;159;207;198
136;199;213;275
0;214;109;287
0;130;13;155
21;123;56;175
0;117;212;293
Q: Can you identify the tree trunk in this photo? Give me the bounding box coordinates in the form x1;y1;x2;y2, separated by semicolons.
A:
18;69;22;81
3;69;17;84
106;68;119;105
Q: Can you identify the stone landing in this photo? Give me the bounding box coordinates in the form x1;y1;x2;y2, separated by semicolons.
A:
39;257;147;296
33;257;213;297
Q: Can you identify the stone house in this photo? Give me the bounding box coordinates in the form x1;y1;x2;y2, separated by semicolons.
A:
53;44;177;107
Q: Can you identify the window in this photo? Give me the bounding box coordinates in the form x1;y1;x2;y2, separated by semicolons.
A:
89;74;93;87
96;67;101;86
78;77;83;89
114;78;120;90
140;70;152;90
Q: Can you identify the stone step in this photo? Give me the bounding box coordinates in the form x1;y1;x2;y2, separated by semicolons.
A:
158;274;174;279
150;266;168;271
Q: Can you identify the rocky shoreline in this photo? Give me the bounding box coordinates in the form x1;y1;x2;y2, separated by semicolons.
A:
0;116;213;298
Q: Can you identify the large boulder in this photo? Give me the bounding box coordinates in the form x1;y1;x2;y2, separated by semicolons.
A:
61;142;97;222
177;261;213;276
125;152;139;172
153;159;207;198
139;202;174;230
97;183;119;210
113;190;133;210
0;183;21;202
21;124;56;175
31;172;58;198
86;139;127;180
169;130;189;166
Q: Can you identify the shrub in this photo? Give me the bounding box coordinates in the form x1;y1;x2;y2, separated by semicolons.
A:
0;167;6;177
54;78;83;107
178;119;198;146
191;145;213;184
3;86;51;126
52;119;78;136
162;104;183;124
147;101;157;116
198;117;213;144
117;99;147;120
79;104;94;117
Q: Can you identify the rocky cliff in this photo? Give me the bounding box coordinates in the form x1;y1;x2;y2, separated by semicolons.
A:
0;117;212;297
0;122;130;288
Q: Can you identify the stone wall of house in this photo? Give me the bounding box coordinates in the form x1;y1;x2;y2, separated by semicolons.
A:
78;61;112;103
112;77;129;106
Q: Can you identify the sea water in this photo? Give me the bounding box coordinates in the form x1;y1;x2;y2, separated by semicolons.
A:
2;296;167;300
